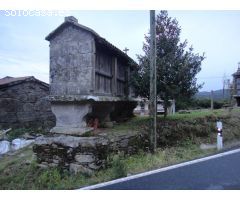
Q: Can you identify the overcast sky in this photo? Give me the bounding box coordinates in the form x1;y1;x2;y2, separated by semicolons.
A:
0;10;240;91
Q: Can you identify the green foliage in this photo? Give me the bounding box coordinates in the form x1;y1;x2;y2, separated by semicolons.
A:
139;110;229;147
108;153;127;179
1;110;240;189
7;128;29;141
196;89;231;101
124;143;214;175
0;143;214;190
213;100;228;109
182;99;230;110
81;130;95;137
7;128;46;141
131;10;205;115
175;97;193;110
36;168;62;189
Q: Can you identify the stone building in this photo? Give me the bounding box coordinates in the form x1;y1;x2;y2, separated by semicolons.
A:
45;16;137;135
232;63;240;106
0;76;55;129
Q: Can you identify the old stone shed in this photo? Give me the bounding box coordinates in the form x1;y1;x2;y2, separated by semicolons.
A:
46;16;138;135
0;76;55;129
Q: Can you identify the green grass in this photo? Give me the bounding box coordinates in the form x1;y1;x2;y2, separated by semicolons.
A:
0;140;216;189
106;109;227;132
104;109;232;146
0;145;33;172
124;139;218;175
0;108;240;189
82;109;229;138
110;116;149;131
165;109;226;120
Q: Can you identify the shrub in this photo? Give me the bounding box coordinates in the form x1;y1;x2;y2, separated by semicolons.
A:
109;154;127;179
7;128;29;141
7;128;46;141
36;168;62;189
186;99;229;110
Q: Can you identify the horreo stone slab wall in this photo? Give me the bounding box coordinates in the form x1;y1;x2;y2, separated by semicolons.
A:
49;25;95;96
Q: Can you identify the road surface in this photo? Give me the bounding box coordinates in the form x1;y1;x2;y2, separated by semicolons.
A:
81;148;240;190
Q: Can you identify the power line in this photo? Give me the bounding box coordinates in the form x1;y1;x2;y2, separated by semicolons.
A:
197;75;232;79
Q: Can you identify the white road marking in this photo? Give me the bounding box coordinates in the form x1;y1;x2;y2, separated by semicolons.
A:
79;148;240;190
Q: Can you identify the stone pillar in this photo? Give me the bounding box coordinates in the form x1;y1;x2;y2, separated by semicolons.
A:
50;102;93;135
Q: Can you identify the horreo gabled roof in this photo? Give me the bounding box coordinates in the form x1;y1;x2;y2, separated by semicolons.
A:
45;16;138;67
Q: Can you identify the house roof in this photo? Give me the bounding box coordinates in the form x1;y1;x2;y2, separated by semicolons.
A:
45;16;138;67
233;67;240;77
0;76;49;89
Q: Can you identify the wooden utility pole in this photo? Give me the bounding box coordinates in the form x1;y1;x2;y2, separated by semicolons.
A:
149;10;157;153
211;90;214;110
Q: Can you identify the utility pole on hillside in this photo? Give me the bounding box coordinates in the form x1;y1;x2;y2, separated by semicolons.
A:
211;90;214;110
149;10;157;153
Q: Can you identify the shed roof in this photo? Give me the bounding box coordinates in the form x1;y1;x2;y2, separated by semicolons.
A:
0;76;49;89
233;67;240;77
45;16;138;67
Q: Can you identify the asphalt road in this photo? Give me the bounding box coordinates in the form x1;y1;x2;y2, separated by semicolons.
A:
87;149;240;190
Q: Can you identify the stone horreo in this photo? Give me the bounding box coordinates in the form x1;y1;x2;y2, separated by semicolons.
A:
46;16;137;135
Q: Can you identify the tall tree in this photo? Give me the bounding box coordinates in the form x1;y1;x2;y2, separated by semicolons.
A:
131;11;205;115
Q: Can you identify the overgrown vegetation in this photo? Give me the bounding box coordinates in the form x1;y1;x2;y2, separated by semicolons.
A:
108;153;127;179
176;98;230;110
6;127;46;141
0;141;215;189
1;108;240;189
106;109;230;147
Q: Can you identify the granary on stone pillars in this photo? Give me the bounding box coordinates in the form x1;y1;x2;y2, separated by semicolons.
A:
232;63;240;106
45;16;137;135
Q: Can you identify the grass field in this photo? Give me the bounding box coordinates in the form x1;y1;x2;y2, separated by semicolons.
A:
0;108;240;189
0;141;216;189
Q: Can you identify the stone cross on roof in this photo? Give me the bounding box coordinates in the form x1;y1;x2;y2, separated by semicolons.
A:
65;16;78;23
123;47;129;54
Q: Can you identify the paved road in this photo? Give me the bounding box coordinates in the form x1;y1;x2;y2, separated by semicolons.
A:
84;149;240;190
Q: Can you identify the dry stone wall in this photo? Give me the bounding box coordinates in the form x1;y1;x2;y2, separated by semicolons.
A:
0;82;55;129
33;133;145;175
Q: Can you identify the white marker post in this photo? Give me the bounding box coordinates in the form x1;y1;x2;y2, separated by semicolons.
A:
216;121;223;150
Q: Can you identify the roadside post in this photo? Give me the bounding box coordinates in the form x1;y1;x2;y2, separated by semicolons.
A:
216;121;223;150
211;90;214;110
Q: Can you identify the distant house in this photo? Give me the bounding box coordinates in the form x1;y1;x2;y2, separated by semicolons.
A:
134;97;176;115
0;76;55;129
